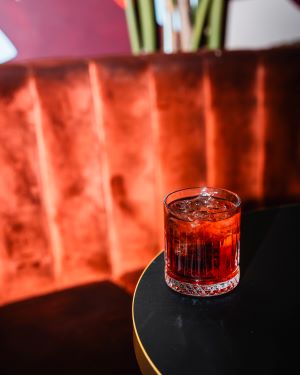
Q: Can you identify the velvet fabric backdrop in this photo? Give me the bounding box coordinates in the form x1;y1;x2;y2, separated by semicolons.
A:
0;48;299;304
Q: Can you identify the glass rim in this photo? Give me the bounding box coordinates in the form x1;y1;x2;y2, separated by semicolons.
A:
163;186;241;216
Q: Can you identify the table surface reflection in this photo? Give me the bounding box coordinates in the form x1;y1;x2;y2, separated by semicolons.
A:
133;204;300;375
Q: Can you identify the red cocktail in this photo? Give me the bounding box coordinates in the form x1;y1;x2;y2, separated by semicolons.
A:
164;187;241;297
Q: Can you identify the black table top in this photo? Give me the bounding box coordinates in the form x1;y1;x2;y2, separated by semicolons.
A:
133;204;300;375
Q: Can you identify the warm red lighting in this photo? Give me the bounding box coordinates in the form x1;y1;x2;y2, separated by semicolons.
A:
0;49;299;305
114;0;126;9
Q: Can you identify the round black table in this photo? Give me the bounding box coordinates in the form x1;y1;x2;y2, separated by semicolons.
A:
132;204;300;375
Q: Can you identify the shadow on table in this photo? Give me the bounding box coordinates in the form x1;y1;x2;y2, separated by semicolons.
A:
239;206;281;279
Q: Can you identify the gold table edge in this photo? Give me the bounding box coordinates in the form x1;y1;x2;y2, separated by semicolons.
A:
132;250;164;375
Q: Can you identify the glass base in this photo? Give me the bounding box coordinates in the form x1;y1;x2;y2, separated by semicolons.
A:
165;268;240;297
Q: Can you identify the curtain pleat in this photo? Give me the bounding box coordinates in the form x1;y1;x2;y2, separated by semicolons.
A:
0;49;299;304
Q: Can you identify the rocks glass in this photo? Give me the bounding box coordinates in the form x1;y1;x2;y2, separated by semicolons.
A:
164;187;241;297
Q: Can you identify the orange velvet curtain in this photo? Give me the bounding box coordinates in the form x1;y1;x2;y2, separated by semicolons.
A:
0;48;299;304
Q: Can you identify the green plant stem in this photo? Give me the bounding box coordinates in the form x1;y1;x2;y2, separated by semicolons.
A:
190;0;211;51
137;0;156;53
125;0;141;54
207;0;225;49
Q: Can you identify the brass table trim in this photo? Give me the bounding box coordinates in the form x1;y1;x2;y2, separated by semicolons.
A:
132;251;163;375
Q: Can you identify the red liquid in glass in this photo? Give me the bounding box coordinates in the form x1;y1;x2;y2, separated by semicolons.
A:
165;196;240;286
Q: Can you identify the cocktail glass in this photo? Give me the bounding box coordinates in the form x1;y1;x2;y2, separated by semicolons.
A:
164;187;241;297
